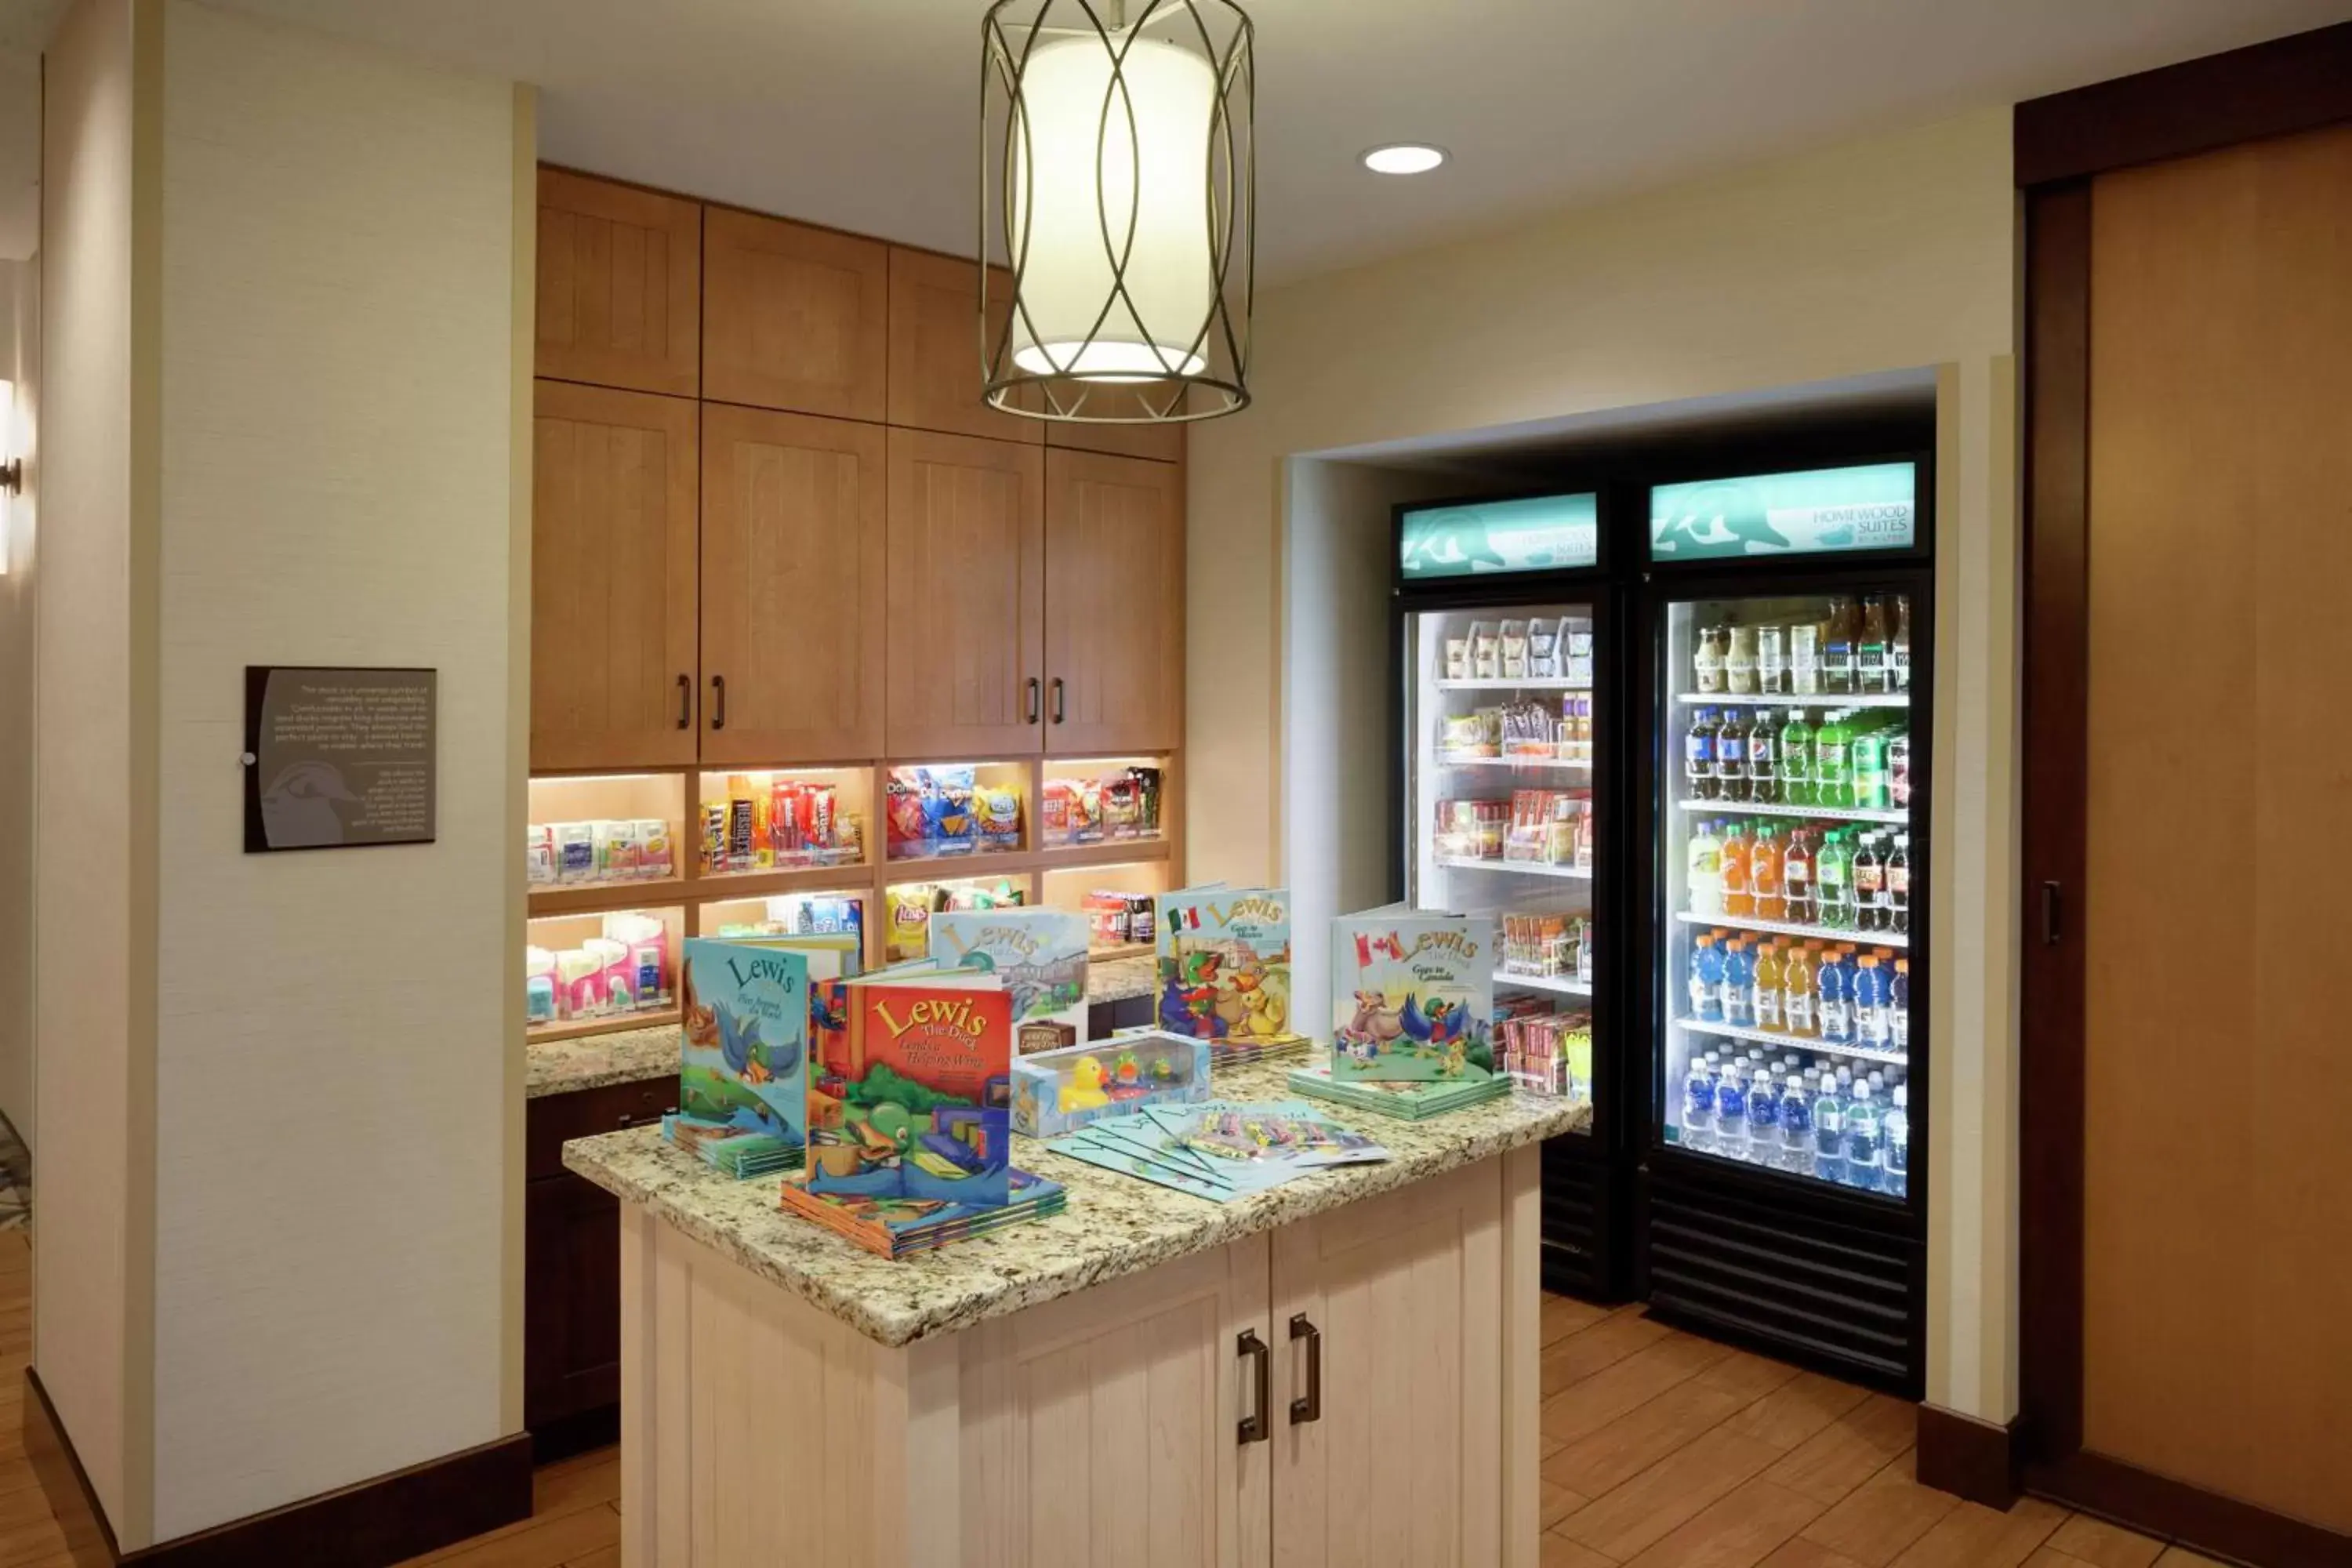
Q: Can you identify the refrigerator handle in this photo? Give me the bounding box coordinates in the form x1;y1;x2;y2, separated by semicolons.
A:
2041;880;2063;946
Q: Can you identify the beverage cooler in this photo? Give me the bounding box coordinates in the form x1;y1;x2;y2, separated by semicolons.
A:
1634;458;1931;1394
1391;490;1626;1299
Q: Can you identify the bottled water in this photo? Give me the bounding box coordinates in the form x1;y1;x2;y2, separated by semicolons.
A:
1778;1073;1812;1174
1844;1082;1882;1193
1812;1074;1845;1183
1682;1054;1715;1152
1714;1061;1747;1160
1883;1085;1910;1200
1746;1067;1780;1164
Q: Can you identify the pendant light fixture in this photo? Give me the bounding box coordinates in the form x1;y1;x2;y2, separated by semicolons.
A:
981;0;1254;423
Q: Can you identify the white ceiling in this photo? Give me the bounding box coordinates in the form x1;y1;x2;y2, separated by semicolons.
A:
8;0;2352;278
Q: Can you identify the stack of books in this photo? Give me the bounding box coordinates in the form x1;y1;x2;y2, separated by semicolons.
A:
1047;1100;1386;1203
779;1167;1066;1259
1206;1034;1312;1069
663;1113;801;1178
1287;1061;1513;1121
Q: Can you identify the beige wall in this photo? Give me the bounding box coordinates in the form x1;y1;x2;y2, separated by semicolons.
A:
1188;108;2021;1422
145;0;521;1541
0;256;34;1152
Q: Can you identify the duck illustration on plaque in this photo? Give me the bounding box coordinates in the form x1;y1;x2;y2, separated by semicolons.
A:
1327;913;1496;1083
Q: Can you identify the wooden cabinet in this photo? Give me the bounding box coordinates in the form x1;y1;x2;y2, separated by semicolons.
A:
887;248;1043;445
1044;449;1184;752
958;1236;1272;1568
1046;390;1187;463
704;207;889;421
885;430;1047;757
536;169;702;397
531;381;701;771
1271;1162;1510;1568
699;404;887;765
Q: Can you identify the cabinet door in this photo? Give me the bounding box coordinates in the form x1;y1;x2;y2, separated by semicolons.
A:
524;1173;622;1429
1044;449;1183;752
704;207;888;421
535;169;701;397
532;381;700;771
959;1234;1272;1568
886;430;1046;757
700;404;887;764
1272;1161;1506;1568
888;247;1044;444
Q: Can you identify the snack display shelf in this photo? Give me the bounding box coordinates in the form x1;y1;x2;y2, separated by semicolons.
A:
1036;835;1172;867
1434;678;1593;693
1673;1015;1908;1069
1671;908;1909;948
684;862;879;903
1434;856;1594;881
1675;797;1907;826
1439;754;1594;771
1674;690;1909;710
528;878;686;917
1495;969;1592;998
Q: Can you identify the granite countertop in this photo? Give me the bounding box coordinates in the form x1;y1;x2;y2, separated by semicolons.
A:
526;954;1160;1100
564;1054;1593;1348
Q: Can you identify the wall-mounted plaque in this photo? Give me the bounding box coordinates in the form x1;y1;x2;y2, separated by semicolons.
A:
243;666;437;852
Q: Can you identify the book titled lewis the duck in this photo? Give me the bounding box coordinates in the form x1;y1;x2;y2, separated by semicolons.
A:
1153;885;1305;1063
670;938;811;1178
1327;911;1497;1084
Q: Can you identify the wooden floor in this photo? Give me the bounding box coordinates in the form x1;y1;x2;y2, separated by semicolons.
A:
0;1245;2251;1566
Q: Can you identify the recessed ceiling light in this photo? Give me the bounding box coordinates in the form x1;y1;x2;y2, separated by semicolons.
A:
1362;143;1447;176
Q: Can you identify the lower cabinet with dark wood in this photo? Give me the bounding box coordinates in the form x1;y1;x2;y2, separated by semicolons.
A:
524;1076;675;1460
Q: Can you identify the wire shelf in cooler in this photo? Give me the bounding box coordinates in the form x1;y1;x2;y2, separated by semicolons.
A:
1671;1014;1908;1069
1434;678;1593;692
1435;855;1594;881
1494;969;1592;997
1676;797;1907;826
1675;690;1908;710
1671;908;1908;948
1438;753;1594;771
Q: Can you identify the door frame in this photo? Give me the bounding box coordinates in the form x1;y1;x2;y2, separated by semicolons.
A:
2013;23;2352;1566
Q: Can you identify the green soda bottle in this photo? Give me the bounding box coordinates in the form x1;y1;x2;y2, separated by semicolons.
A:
1779;709;1815;807
1815;710;1852;810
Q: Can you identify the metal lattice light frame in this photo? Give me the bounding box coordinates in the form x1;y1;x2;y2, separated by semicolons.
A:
981;0;1254;423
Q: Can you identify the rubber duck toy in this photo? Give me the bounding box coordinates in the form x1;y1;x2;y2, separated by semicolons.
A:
1057;1054;1113;1115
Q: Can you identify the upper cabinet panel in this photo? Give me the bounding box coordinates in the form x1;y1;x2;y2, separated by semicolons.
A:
1044;385;1188;463
887;247;1044;444
704;208;889;422
535;169;702;397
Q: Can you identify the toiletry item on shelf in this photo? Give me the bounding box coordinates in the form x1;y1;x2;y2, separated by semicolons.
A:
554;822;596;884
525;826;557;886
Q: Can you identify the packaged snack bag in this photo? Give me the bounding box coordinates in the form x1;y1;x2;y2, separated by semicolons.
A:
923;767;977;853
1102;775;1141;837
1070;778;1102;843
1527;618;1561;678
887;771;927;854
886;885;933;960
1470;621;1501;680
635;819;674;880
975;785;1022;850
1041;779;1073;844
699;803;729;874
1130;767;1163;834
1500;620;1530;679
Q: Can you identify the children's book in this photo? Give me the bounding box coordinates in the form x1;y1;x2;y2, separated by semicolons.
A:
931;907;1091;1054
779;1167;1065;1259
1327;912;1497;1083
804;972;1015;1209
1153;885;1303;1051
675;939;812;1176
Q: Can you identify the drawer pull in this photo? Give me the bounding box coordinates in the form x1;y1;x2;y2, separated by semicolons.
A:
1050;676;1065;725
710;674;727;731
1237;1329;1269;1445
676;673;691;730
1289;1313;1323;1425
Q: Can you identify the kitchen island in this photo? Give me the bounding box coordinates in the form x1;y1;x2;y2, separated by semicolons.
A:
564;1057;1590;1568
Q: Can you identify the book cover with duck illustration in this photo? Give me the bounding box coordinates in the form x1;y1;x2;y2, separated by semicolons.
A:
930;907;1089;1052
804;975;1014;1209
1327;914;1497;1083
674;939;811;1174
1153;886;1302;1049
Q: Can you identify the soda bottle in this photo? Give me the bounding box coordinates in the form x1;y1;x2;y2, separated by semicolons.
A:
1712;1058;1747;1159
1686;706;1719;799
1817;829;1854;931
1715;710;1750;802
1748;710;1778;800
1752;940;1784;1031
1739;1065;1775;1164
1858;594;1891;694
1843;1081;1882;1192
1689;818;1724;916
1851;722;1889;811
1887;833;1911;935
1817;940;1853;1044
1784;942;1819;1037
1721;821;1753;917
1851;833;1886;933
1815;711;1853;808
1682;1052;1715;1152
1751;826;1784;921
1812;1073;1846;1183
1722;939;1754;1027
1778;1073;1812;1174
1883;1085;1910;1199
1853;955;1888;1049
1783;829;1817;925
1891;595;1912;691
1779;710;1815;806
1889;960;1911;1054
1690;933;1724;1022
1823;597;1858;694
1889;730;1911;810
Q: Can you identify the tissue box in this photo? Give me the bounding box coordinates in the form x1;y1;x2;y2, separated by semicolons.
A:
1012;1032;1210;1139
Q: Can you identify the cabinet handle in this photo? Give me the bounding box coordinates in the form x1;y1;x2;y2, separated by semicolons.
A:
1051;677;1065;725
1237;1329;1269;1445
676;673;691;731
2041;880;2062;946
1289;1313;1323;1425
710;674;727;731
1026;677;1041;725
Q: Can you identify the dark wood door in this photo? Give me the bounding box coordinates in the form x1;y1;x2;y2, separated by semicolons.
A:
524;1174;622;1430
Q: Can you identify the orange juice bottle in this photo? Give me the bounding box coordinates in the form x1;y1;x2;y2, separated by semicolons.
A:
1752;941;1785;1032
1722;820;1753;916
1783;940;1819;1037
1751;824;1785;921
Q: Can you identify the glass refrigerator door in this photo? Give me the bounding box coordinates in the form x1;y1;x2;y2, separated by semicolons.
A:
1658;591;1916;1196
1405;604;1599;1121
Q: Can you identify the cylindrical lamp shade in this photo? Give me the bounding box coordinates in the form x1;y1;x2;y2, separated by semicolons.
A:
983;1;1253;423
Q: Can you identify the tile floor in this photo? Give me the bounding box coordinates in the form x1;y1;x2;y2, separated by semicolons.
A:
0;1258;2255;1567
